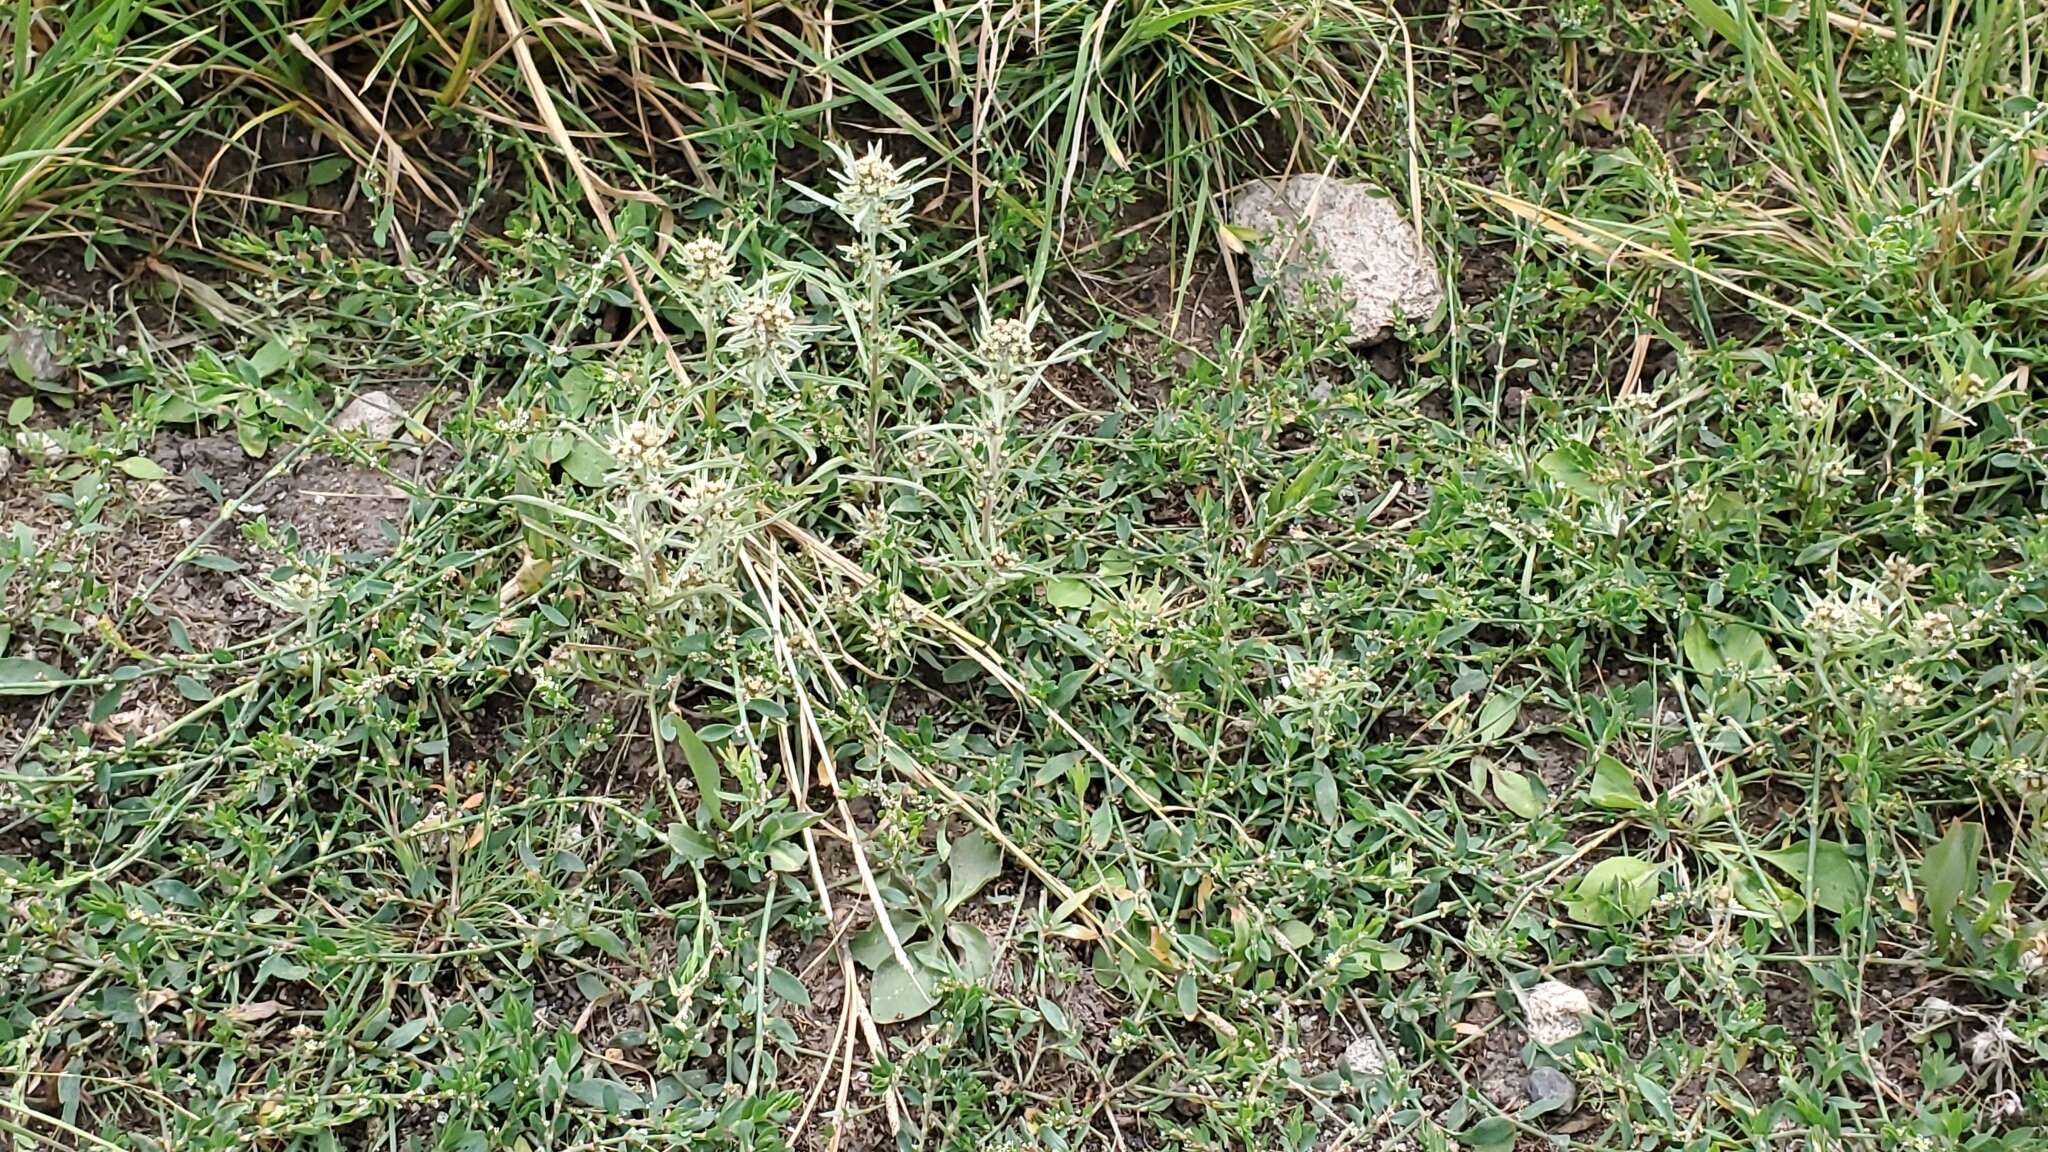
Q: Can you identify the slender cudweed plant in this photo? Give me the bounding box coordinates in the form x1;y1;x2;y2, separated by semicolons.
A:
677;234;737;366
801;141;934;455
724;281;810;389
970;308;1039;553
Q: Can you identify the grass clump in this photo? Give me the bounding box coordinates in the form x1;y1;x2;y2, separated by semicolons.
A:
2;1;2048;1151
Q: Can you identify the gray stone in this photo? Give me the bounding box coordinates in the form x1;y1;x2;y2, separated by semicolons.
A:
6;321;63;386
332;390;407;441
1526;1066;1576;1114
1226;176;1443;344
1340;1034;1389;1078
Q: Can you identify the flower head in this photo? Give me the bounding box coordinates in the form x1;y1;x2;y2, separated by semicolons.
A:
1788;389;1829;424
828;142;923;243
725;288;806;379
1911;611;1958;653
677;237;732;296
608;419;669;472
1876;671;1930;712
1801;585;1887;647
981;317;1034;369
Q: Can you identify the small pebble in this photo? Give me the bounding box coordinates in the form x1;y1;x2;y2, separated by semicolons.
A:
1521;978;1593;1046
7;322;63;386
1526;1066;1576;1114
333;389;408;440
1340;1034;1389;1078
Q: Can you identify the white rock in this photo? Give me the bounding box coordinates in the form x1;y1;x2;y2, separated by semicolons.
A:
1340;1034;1390;1077
6;321;63;386
14;430;64;463
1519;979;1593;1047
333;390;407;440
1226;175;1443;344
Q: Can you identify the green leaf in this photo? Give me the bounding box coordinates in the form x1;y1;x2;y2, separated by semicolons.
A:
848;923;889;969
1046;577;1093;610
305;156;351;187
383;1017;431;1049
1564;855;1661;925
236;419;269;458
7;396;31;425
246;338;293;380
1538;442;1607;500
1923;821;1982;953
5;337;32;386
1312;765;1338;823
767;966;812;1008
1680;620;1720;675
1038;995;1071;1034
1490;765;1546;819
566;1076;643;1114
675;722;722;820
664;822;714;865
1462;1115;1517;1152
1475;690;1521;744
1757;840;1865;916
946;921;994;982
1727;862;1801;925
0;657;65;696
253;953;309;987
1680;620;1779;678
117;456;169;480
869;955;939;1024
562;438;613;487
943;830;1003;913
1682;0;1742;43
1716;623;1778;673
1586;754;1645;810
766;840;807;873
558;366;598;417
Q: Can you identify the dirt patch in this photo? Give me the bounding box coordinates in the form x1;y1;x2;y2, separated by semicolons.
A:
267;453;417;558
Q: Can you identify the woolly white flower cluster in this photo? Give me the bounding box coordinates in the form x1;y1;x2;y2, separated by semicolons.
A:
827;142;927;245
